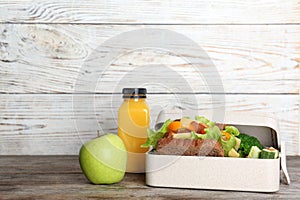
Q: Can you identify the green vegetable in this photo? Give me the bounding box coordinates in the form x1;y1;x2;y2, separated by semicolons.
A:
141;119;172;149
237;133;264;157
177;124;221;141
173;131;204;140
191;131;200;139
220;134;236;156
206;121;216;127
224;126;240;136
195;116;210;125
260;147;279;159
158;119;172;133
175;124;221;141
248;146;261;158
195;133;207;140
205;126;221;141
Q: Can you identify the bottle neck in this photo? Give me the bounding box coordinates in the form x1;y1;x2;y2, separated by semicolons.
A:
123;98;146;102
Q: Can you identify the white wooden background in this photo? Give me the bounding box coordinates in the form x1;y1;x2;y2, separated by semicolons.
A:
0;0;299;155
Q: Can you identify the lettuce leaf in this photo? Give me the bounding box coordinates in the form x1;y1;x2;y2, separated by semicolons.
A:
224;126;240;136
195;116;210;125
191;131;200;139
140;119;172;149
204;126;221;141
220;134;237;156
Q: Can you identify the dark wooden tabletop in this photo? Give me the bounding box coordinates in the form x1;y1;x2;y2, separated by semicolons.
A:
0;156;299;199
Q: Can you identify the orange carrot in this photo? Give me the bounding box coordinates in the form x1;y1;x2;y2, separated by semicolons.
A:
222;131;231;140
167;121;181;132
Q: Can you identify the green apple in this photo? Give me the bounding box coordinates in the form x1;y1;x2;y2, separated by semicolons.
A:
79;133;127;184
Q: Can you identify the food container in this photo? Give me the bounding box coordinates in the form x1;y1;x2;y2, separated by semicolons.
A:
145;108;290;192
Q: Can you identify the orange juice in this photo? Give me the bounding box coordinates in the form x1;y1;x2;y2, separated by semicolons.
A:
118;88;150;173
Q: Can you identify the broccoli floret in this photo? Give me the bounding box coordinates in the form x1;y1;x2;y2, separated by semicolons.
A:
237;133;264;157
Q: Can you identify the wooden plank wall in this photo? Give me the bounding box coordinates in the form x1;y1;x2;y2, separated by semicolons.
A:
0;0;299;155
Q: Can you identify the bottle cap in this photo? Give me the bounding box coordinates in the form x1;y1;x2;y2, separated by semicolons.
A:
122;88;147;98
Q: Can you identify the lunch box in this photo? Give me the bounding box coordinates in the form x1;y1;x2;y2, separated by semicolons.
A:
145;108;290;192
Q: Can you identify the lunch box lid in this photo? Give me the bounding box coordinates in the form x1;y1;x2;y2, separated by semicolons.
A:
153;107;290;185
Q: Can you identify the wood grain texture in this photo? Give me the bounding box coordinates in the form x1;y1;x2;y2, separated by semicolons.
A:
0;94;298;155
1;1;300;156
0;24;299;93
0;0;300;24
0;156;299;199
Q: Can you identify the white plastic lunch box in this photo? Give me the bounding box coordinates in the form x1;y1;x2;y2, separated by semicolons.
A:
146;108;290;192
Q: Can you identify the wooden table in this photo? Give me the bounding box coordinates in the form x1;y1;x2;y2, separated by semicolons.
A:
1;156;299;199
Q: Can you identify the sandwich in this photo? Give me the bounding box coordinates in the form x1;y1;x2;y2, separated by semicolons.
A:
141;115;279;159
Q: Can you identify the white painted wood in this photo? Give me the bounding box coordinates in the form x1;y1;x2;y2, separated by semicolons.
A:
0;0;299;157
0;0;300;24
0;24;299;93
299;92;300;154
0;94;298;155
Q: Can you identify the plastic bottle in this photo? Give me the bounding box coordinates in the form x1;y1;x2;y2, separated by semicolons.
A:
118;88;150;173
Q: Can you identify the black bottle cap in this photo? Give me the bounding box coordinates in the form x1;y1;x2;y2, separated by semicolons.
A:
122;88;147;98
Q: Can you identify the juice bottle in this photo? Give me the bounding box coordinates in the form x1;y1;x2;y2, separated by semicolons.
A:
118;88;150;173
